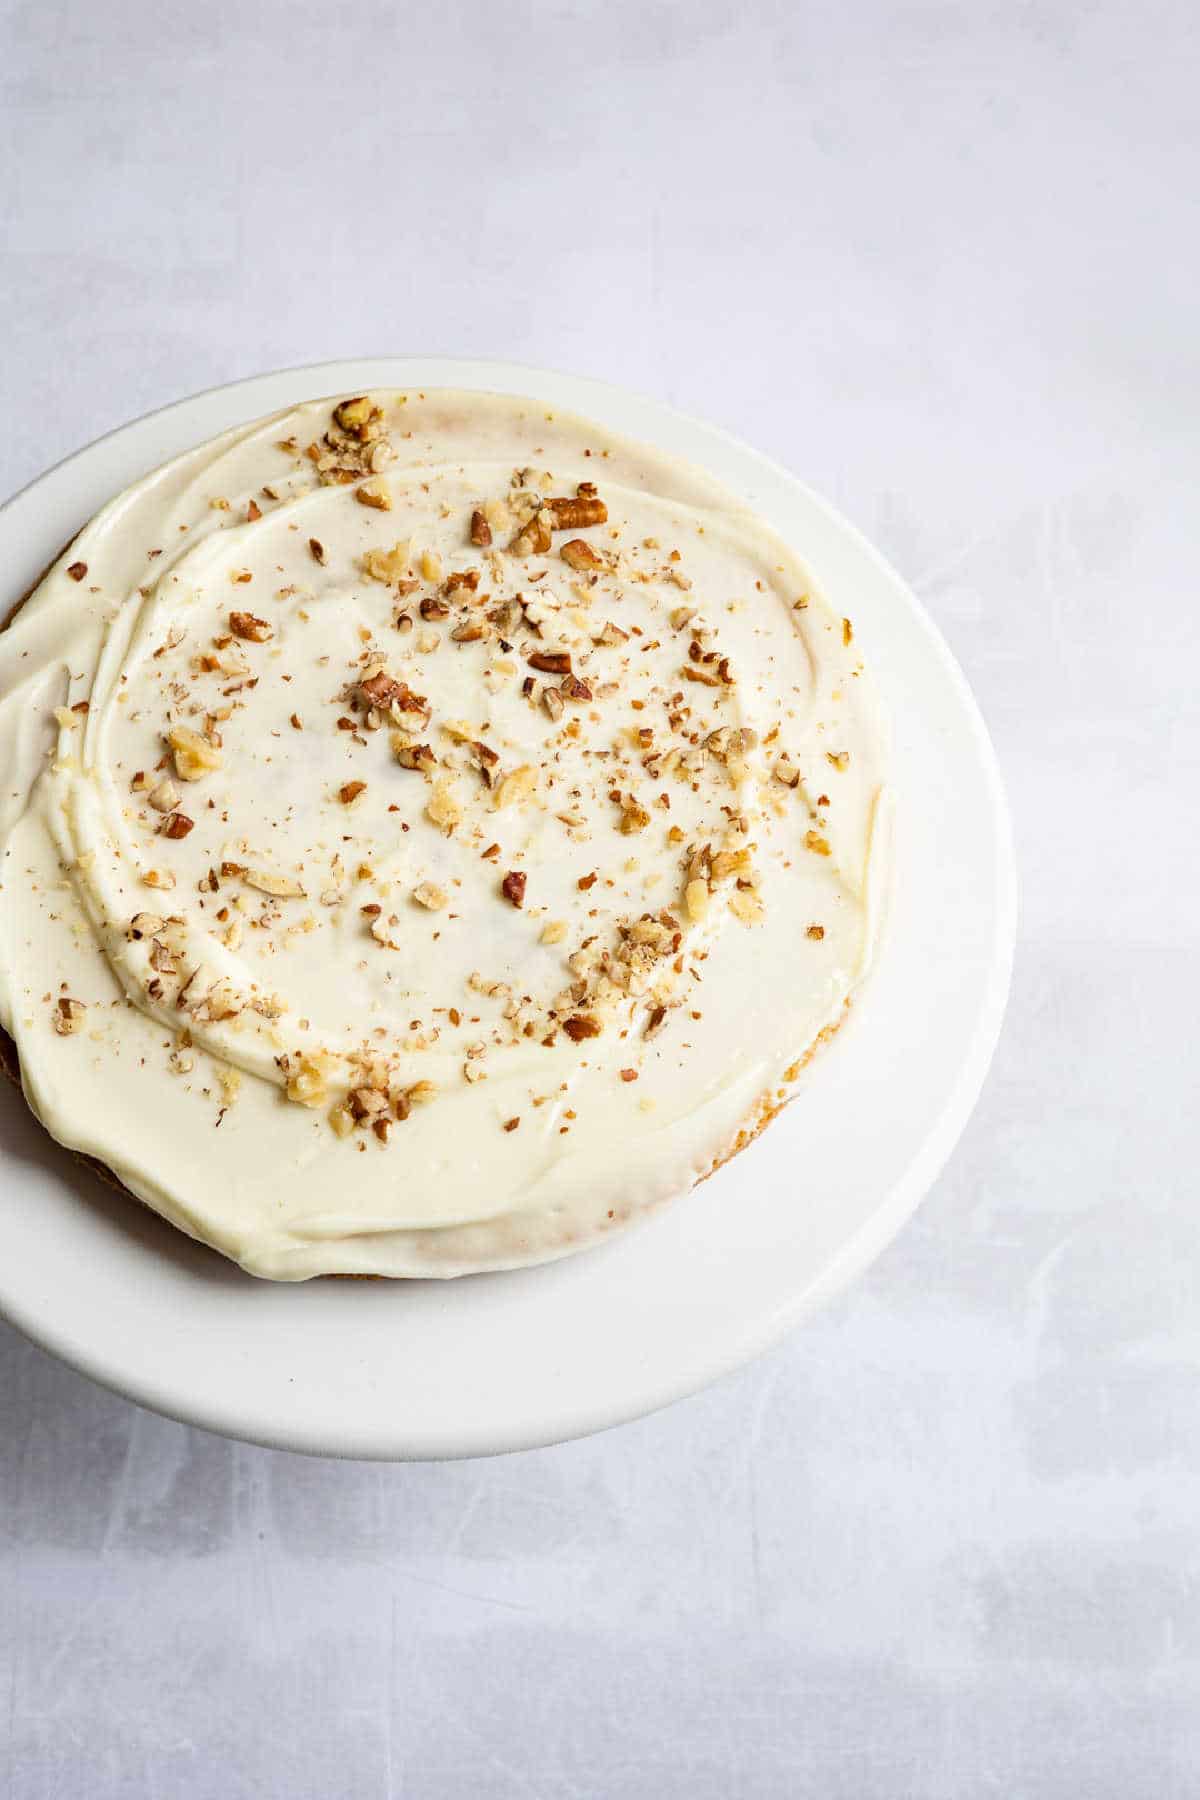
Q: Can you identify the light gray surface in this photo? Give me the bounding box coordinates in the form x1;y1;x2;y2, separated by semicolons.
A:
1;1;1197;1794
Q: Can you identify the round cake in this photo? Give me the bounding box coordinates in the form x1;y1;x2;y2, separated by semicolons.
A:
0;390;890;1279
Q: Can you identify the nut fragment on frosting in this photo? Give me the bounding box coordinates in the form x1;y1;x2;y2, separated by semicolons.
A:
0;387;889;1280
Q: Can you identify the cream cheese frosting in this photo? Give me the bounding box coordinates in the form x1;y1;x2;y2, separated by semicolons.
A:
0;390;890;1279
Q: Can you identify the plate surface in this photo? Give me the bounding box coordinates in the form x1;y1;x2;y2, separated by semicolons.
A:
0;358;1015;1459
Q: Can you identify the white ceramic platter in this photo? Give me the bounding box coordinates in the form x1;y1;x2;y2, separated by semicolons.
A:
0;358;1015;1459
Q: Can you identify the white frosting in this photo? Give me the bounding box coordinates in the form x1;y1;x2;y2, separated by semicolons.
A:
0;391;890;1279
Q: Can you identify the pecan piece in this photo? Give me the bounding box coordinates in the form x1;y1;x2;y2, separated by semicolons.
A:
355;478;392;510
309;538;326;564
229;611;272;642
563;1013;601;1043
160;812;195;839
333;396;382;439
469;508;492;547
66;561;88;582
419;596;449;621
501;870;527;908
560;537;605;572
393;742;436;773
510;511;552;556
467;739;500;787
546;495;608;529
52;997;87;1035
559;673;592;703
528;649;571;675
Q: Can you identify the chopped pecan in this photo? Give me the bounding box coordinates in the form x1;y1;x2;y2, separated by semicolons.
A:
393;742;436;773
563;1013;601;1042
469;508;492;547
442;569;480;595
160;812;194;839
229;611;272;643
510;511;552;556
559;673;592;702
467;739;500;786
560;538;604;572
356;478;392;511
528;650;571;675
338;781;367;805
546;495;608;529
501;870;527;908
333;396;382;439
52;996;87;1035
66;561;88;582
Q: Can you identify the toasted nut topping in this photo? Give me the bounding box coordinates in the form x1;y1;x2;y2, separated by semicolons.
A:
128;912;164;940
52;996;86;1034
356;478;392;511
542;686;565;722
426;779;462;833
338;781;367;805
503;1117;521;1132
329;1102;355;1138
546;495;608;529
66;561;88;582
501;869;527;908
469;508;492;547
528;650;571;675
773;755;801;788
710;848;751;880
419;548;443;582
805;831;831;856
286;1054;328;1108
419;595;449;621
450;619;489;643
685;878;710;922
843;618;853;646
560;537;605;572
148;776;181;811
619;799;651;834
619;1068;638;1082
467;739;500;787
806;924;825;940
392;740;436;773
244;869;306;897
510;511;552;556
826;750;850;770
229;611;272;642
333;396;382;437
160;812;195;839
541;919;568;945
729;889;765;924
362;540;411;583
413;881;447;910
309;537;326;564
493;763;537;809
563;1013;601;1042
168;725;223;781
559;673;593;703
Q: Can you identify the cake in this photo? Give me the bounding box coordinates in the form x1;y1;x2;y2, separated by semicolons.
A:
0;390;890;1279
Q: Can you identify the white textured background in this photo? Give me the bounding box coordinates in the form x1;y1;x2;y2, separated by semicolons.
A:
2;2;1198;1795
